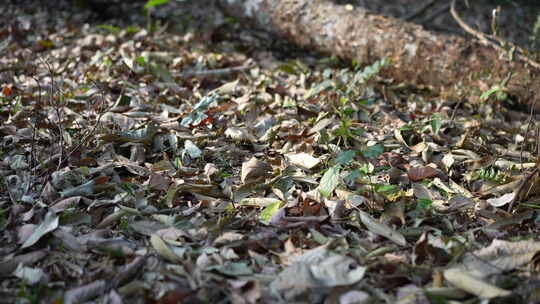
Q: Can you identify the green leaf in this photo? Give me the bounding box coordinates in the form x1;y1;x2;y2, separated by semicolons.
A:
374;184;398;194
180;93;219;127
144;0;169;9
260;201;282;224
362;144;384;158
359;163;374;174
319;165;341;198
431;113;441;135
480;85;503;101
277;63;298;75
335;150;357;165
416;198;433;210
304;79;334;99
96;25;120;33
126;26;140;33
425;292;451;304
344;169;361;184
135;56;146;66
352;58;388;85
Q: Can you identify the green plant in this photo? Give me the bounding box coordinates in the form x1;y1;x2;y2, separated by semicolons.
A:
416;198;433;212
119;217;130;232
429;113;442;136
531;13;540;47
0;208;6;229
480;72;512;102
307;59;388;147
320;144;388;199
334;107;364;147
143;0;170;31
17;282;48;304
319;164;341;198
9;95;22;115
474;166;510;184
120;182;137;197
60;201;78;219
96;24;121;33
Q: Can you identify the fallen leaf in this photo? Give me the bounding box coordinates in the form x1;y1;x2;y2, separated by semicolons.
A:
443;268;511;299
21;210;59;249
408;166;439;182
285;152;321;169
358;211;407;246
241;157;272;183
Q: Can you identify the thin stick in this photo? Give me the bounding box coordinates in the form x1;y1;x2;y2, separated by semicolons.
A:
507;167;538;212
177;62;254;78
450;0;540;70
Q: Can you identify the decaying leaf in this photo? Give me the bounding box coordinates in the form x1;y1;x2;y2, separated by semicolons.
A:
443;268;511;299
407;166;439;182
150;234;182;263
13;264;47;285
225;127;257;142
285;152;321;170
486;192;515;208
461;239;540;278
270;245;366;300
359;211;407;246
21;210;59;249
4;1;540;302
241;157;272;183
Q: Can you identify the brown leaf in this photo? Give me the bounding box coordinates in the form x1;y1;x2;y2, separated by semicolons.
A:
407;166;439;182
241;157;272;183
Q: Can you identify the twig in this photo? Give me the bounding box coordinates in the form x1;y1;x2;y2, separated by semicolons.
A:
57;79;113;173
416;2;451;26
29;76;41;189
507;166;539;212
449;98;464;122
404;0;436;22
176;62;254;78
536;126;540;156
492;145;533;160
450;0;540;70
521;96;537;163
40;58;66;172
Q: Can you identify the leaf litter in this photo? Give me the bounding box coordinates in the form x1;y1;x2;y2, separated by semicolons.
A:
1;1;540;303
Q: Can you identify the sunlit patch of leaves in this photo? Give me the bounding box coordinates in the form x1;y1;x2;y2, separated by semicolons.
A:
3;1;540;303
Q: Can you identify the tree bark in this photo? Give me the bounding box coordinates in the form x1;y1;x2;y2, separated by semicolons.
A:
218;0;540;105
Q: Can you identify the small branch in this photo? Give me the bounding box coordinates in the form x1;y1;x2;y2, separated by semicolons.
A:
176;62;254;78
507;167;539;212
418;3;451;26
450;0;540;70
521;96;537;163
404;0;436;22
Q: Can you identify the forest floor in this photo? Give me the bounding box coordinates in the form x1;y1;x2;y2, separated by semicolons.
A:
2;1;540;303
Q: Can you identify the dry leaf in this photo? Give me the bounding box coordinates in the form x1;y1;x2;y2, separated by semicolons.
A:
241;157;272;183
443;268;511;299
359;211;407;246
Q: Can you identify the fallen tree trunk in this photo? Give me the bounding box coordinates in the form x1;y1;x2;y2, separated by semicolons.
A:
218;0;540;105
